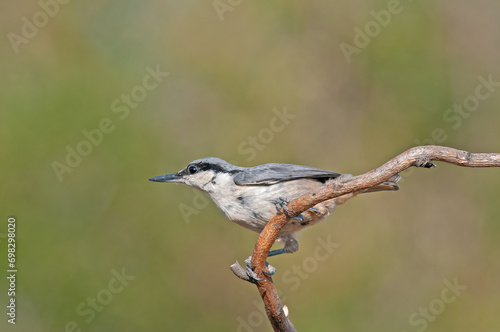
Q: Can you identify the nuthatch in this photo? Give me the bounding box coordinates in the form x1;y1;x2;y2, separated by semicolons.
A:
150;158;400;261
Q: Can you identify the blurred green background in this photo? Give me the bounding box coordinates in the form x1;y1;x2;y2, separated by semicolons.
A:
1;1;500;331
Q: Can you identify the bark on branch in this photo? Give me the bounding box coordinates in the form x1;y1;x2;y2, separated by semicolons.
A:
230;145;500;331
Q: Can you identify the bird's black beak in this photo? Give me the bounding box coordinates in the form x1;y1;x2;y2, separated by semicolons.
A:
149;173;182;183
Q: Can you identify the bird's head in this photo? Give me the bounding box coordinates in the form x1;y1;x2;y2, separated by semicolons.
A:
149;157;242;192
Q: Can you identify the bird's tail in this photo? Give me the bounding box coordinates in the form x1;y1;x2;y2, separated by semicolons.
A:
363;174;401;193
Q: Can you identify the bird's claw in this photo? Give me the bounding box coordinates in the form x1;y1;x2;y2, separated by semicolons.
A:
275;197;289;215
276;197;304;221
245;257;264;282
294;214;305;221
263;261;276;276
308;206;326;215
244;257;276;282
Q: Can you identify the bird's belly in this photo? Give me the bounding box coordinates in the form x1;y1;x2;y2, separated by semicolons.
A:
216;196;276;233
212;179;334;234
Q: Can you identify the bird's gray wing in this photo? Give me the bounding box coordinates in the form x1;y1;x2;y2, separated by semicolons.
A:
233;163;341;185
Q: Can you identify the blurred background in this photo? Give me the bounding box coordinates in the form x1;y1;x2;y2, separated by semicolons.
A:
1;0;500;331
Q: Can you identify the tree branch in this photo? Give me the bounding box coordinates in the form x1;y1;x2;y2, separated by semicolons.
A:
232;145;500;331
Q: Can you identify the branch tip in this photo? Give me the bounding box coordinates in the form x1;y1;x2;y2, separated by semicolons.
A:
230;261;251;282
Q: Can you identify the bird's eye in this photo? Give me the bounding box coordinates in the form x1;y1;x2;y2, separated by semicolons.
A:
188;165;198;174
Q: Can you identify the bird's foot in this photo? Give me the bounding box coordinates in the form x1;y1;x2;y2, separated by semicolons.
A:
245;256;276;282
276;197;304;221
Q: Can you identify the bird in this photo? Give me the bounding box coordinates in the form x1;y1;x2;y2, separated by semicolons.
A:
149;157;400;259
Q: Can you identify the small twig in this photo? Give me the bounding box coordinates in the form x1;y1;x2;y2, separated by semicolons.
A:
233;145;500;331
230;261;251;282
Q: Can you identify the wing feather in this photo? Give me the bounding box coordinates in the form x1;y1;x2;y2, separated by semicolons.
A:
233;163;341;185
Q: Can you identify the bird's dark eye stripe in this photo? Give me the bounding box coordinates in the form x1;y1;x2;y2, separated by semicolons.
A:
185;162;242;175
198;163;225;173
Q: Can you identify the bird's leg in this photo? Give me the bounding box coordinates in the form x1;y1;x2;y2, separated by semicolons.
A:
267;235;299;257
267;249;286;257
275;197;304;221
